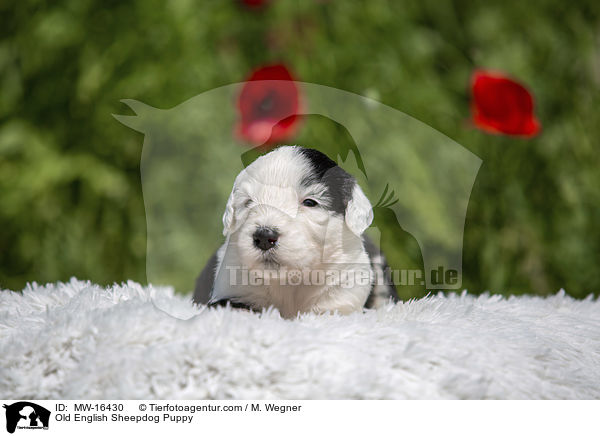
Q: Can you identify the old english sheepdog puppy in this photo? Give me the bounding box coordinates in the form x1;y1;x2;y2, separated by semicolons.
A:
193;146;397;317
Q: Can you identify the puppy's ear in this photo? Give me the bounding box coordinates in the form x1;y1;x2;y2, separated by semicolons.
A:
222;186;236;236
345;183;373;236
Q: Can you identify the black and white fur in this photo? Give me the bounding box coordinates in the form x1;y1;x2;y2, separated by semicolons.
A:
193;146;397;317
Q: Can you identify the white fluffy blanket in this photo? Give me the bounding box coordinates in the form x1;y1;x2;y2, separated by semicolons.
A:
1;279;599;399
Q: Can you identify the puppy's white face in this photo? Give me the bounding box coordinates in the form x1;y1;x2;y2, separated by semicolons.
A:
222;146;373;271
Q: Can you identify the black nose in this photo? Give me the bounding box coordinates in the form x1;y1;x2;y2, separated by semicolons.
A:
253;227;279;251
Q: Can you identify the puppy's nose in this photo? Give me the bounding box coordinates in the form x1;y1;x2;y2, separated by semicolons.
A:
253;227;279;251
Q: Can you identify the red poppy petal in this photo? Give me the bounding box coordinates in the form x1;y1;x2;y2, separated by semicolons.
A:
470;70;541;137
240;0;270;8
237;64;301;145
246;64;295;82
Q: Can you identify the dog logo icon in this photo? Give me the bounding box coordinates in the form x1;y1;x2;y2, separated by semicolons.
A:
3;402;50;434
115;82;481;294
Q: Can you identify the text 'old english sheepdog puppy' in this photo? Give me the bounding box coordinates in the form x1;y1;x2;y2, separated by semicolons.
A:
193;146;397;318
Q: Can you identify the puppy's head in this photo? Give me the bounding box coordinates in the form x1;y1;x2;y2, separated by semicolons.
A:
222;146;373;269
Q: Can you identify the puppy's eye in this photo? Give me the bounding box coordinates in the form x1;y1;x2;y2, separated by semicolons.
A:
302;199;318;207
244;199;253;208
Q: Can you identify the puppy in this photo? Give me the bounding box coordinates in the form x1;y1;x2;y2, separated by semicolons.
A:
193;146;397;317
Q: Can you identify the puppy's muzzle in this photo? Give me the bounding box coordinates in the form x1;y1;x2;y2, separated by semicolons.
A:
253;227;279;251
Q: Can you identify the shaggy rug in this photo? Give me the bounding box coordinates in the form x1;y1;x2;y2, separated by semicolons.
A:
1;279;599;399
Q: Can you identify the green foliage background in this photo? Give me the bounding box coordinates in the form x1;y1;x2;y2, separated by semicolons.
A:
1;0;599;297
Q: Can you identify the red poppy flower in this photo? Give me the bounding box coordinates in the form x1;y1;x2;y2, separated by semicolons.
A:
240;0;270;8
470;70;541;137
236;64;301;146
